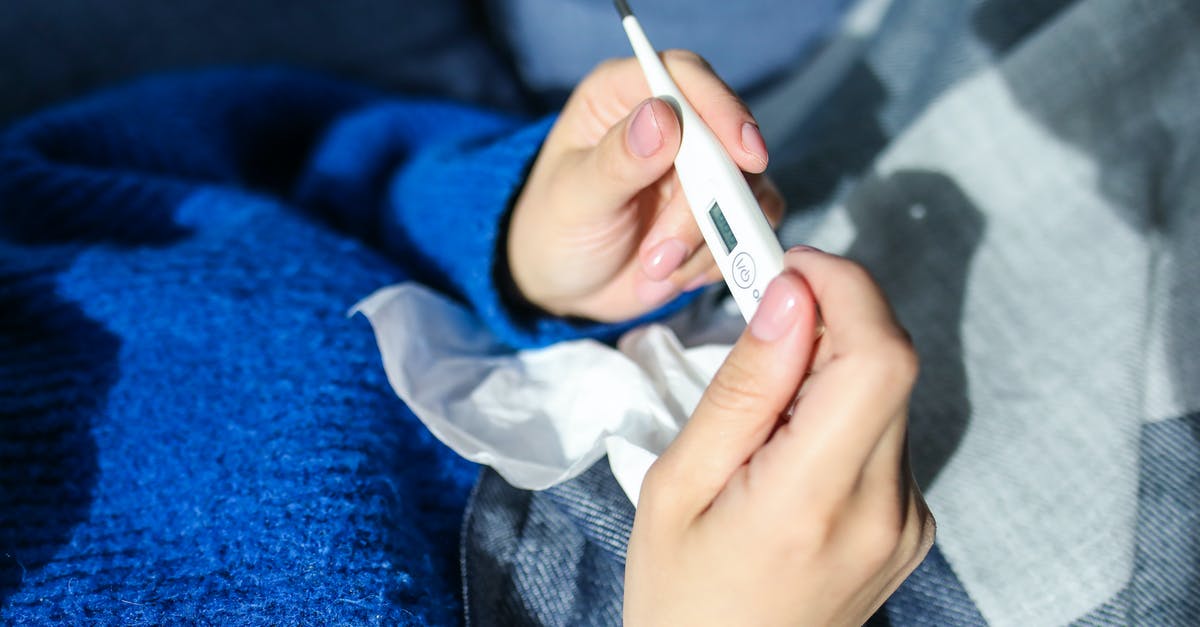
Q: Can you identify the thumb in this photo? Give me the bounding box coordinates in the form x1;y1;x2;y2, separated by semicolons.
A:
647;271;817;518
571;97;682;219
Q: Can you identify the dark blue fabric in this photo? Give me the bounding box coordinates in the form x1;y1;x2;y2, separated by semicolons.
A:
0;1;531;125
0;68;648;624
463;464;633;626
1076;412;1200;625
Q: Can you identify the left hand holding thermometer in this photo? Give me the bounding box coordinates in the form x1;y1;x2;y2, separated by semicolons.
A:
612;0;785;321
505;15;784;323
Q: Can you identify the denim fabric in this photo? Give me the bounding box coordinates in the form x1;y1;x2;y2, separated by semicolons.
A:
464;460;991;626
463;417;1200;625
463;463;632;626
1075;412;1200;625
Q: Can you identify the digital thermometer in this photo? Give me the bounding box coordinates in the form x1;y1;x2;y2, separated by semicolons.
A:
614;0;785;321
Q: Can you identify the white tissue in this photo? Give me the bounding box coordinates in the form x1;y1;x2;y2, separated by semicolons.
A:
352;283;741;506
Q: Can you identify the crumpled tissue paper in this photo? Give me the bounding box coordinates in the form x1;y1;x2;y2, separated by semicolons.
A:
352;283;743;506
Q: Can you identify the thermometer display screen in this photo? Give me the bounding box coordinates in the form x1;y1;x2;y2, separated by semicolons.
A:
708;202;738;254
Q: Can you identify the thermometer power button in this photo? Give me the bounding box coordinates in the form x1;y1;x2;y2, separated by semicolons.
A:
731;252;756;289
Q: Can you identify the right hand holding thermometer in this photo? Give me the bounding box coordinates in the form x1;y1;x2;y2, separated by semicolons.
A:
614;0;785;321
502;10;931;621
624;246;936;626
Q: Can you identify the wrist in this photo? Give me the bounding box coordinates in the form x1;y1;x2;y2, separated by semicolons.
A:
498;201;564;319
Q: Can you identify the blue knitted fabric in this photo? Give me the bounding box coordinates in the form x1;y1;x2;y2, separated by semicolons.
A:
0;69;644;624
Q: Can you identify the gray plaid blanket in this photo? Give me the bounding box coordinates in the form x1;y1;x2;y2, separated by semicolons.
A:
462;0;1200;624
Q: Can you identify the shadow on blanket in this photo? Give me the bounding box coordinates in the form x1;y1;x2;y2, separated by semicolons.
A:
844;170;985;489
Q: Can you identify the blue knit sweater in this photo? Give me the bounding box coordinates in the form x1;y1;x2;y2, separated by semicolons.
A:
0;69;646;624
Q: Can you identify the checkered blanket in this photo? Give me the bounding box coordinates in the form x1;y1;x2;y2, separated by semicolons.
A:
462;0;1200;624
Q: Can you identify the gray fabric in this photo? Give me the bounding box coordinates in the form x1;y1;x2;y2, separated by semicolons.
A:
462;0;1200;624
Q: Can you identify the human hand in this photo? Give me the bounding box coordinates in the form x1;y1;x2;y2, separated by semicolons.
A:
623;247;935;626
506;52;784;322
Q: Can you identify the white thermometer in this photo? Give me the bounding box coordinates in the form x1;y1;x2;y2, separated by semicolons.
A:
614;0;785;321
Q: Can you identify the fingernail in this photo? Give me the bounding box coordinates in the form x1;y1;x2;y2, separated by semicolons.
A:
749;273;801;341
635;276;679;307
628;100;663;158
741;122;768;168
788;244;822;254
640;238;688;281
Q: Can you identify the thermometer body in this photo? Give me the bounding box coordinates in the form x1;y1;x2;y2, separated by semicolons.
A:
616;4;785;321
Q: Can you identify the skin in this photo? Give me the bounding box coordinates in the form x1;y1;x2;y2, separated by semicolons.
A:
624;248;935;626
508;53;934;625
508;51;784;323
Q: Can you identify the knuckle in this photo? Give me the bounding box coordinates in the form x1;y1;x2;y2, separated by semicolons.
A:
637;462;677;514
828;257;875;288
858;514;906;569
854;334;920;393
703;358;769;416
580;58;625;91
592;56;627;78
641;458;675;496
878;335;921;388
779;509;837;561
638;458;725;526
595;143;633;184
662;49;711;71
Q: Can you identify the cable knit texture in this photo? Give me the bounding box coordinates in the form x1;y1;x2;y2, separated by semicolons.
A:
0;69;644;624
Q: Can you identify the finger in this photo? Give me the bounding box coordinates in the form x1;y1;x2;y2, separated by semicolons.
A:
640;171;784;287
748;173;786;228
778;336;917;498
783;246;908;356
749;250;918;498
633;229;718;303
646;270;818;519
637;174;704;282
673;245;719;292
680;173;784;290
660;50;769;173
571;54;767;172
568;96;683;222
632;270;683;310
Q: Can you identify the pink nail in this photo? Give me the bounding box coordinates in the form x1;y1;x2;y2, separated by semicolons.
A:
640;238;688;281
628;100;663;158
749;273;801;341
741;122;768;168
